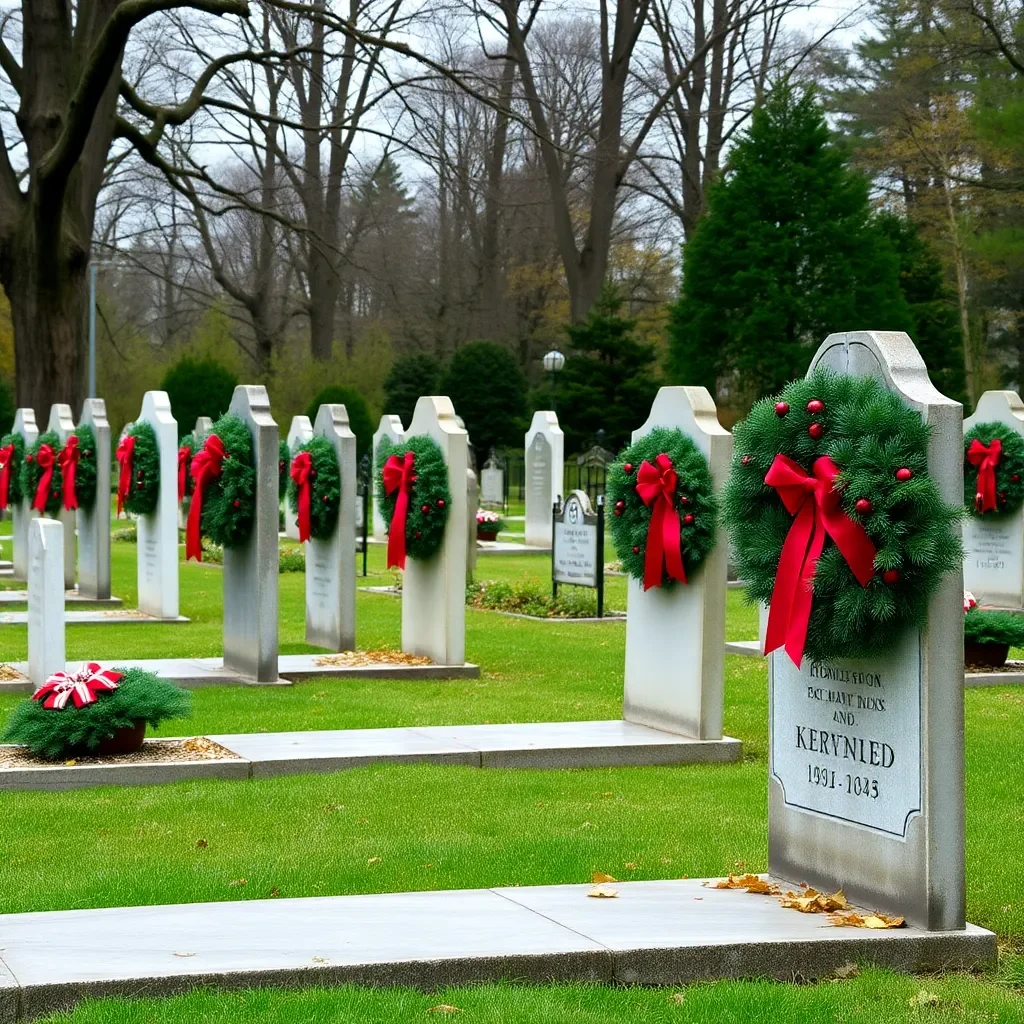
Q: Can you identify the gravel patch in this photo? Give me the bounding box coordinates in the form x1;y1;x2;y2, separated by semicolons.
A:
0;736;241;769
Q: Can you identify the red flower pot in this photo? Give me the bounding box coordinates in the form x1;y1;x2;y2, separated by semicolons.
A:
67;721;147;758
964;641;1009;669
477;529;499;542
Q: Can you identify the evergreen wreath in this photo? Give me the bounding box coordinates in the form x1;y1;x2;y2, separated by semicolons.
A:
22;431;65;515
287;435;342;540
178;432;198;500
279;438;290;500
963;421;1024;518
198;414;256;548
607;427;717;588
1;667;191;761
376;434;451;561
122;421;161;517
0;432;25;505
723;369;962;664
70;424;99;511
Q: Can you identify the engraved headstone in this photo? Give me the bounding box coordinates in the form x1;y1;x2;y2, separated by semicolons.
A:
75;398;111;601
401;397;468;666
373;415;404;541
285;415;313;540
623;388;731;738
10;408;39;581
47;404;77;590
962;391;1024;608
136;392;179;619
222;386;281;683
466;467;479;582
480;452;504;507
28;518;64;686
525;411;563;547
305;404;357;651
769;331;964;931
552;491;600;587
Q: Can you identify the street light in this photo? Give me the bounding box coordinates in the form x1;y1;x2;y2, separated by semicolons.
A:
542;349;565;412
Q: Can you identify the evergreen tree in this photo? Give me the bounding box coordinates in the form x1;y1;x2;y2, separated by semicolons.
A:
667;85;914;404
555;285;661;453
383;354;443;428
305;386;374;458
161;357;238;440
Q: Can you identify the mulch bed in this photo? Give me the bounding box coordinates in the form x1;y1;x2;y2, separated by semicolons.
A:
313;649;432;667
0;736;240;769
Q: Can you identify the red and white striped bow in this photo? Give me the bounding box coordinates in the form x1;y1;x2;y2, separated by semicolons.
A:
31;663;122;710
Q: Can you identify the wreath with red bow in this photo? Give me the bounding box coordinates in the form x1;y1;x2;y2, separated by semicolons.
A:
177;432;199;502
0;432;25;508
375;434;451;567
723;370;962;667
607;428;717;590
287;436;341;542
963;422;1024;518
116;421;161;517
21;426;98;516
185;414;256;561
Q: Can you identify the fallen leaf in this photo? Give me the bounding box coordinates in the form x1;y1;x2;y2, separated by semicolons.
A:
669;992;685;1005
427;1006;461;1015
367;856;381;866
832;962;860;979
592;871;617;884
708;873;780;895
195;839;208;849
312;957;328;964
228;878;247;887
587;885;618;898
908;990;940;1008
780;888;850;913
172;952;196;958
64;760;77;766
660;857;672;865
828;910;905;929
624;862;638;870
268;887;280;898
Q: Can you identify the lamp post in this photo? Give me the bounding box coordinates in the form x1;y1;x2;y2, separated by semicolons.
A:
542;349;565;412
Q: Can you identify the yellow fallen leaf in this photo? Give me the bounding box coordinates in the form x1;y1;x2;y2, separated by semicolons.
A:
592;871;617;883
172;952;196;958
427;1006;461;1015
367;856;382;866
64;760;76;766
624;862;638;869
587;885;619;898
829;910;905;929
669;993;685;1005
708;873;780;895
780;888;850;913
227;878;247;887
908;990;940;1007
312;957;328;964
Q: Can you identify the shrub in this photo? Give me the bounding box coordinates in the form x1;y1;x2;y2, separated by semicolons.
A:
383;353;443;428
305;386;373;459
964;607;1024;648
466;578;610;618
161;357;237;438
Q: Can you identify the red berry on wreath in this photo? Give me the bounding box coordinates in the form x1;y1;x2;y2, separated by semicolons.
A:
680;495;690;506
137;470;143;479
808;422;824;440
437;499;446;508
883;569;900;585
614;507;623;516
415;530;422;538
683;513;695;525
807;399;824;414
136;482;143;490
624;463;633;474
895;467;912;481
632;546;640;554
323;496;329;503
741;455;751;466
1013;475;1021;483
233;499;241;508
279;461;284;472
855;498;872;515
26;454;32;463
421;504;430;513
775;402;789;417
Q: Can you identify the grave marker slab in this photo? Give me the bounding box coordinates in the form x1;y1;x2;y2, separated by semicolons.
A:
47;404;77;590
75;399;111;601
401;397;468;666
623;388;731;739
962;390;1024;608
136;392;179;619
28;518;64;686
10;408;39;581
480;453;504;507
285;415;313;540
222;386;281;683
552;491;600;588
305;404;356;651
769;331;964;931
373;415;404;541
525;411;563;547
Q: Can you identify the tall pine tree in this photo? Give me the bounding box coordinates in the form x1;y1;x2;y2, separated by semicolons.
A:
667;85;914;404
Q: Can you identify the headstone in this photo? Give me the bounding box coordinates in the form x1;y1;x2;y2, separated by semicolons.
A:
480;452;504;507
373;415;404;542
401;397;468;665
552;491;600;588
285;415;314;540
769;331;964;931
222;386;280;683
305;404;357;651
10;408;39;582
179;416;213;530
466;467;479;582
75;398;111;601
962;391;1024;608
525;411;563;547
136;391;179;619
622;388;731;739
28;518;64;686
47;404;77;591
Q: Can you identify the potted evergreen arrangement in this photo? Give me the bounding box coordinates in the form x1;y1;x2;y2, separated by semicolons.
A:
963;592;1024;669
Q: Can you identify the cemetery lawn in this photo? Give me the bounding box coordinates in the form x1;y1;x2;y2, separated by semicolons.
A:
0;540;1021;1022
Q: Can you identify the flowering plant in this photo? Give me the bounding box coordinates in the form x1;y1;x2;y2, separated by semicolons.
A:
476;508;505;537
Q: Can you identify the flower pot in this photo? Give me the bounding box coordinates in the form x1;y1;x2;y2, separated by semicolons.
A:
964;641;1009;669
477;529;499;542
67;721;147;758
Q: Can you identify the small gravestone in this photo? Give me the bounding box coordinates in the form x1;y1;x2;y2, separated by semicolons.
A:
305;404;356;651
222;386;281;683
402;397;468;665
525;411;563;547
373;415;404;542
769;331;964;930
10;408;39;581
480;451;504;508
47;404;77;590
962;391;1024;608
623;388;731;737
466;467;479;582
136;392;179;620
28;518;64;686
285;415;313;540
75;398;111;601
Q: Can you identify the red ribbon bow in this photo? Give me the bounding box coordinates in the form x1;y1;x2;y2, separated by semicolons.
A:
764;454;877;668
0;443;14;510
115;434;136;517
290;451;313;542
186;433;225;562
31;662;122;710
58;435;81;511
635;453;687;590
178;445;192;502
966;438;1002;514
32;443;56;512
382;451;416;569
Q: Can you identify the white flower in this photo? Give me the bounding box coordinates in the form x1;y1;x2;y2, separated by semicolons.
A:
964;591;977;612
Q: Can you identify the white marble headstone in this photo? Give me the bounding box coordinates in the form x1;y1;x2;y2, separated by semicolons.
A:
46;404;77;591
768;330;964;932
401;397;468;666
285;415;313;541
525;411;564;547
28;518;65;686
10;408;39;582
76;398;111;601
480;462;504;507
373;415;404;541
622;387;731;739
962;391;1024;608
136;392;179;619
